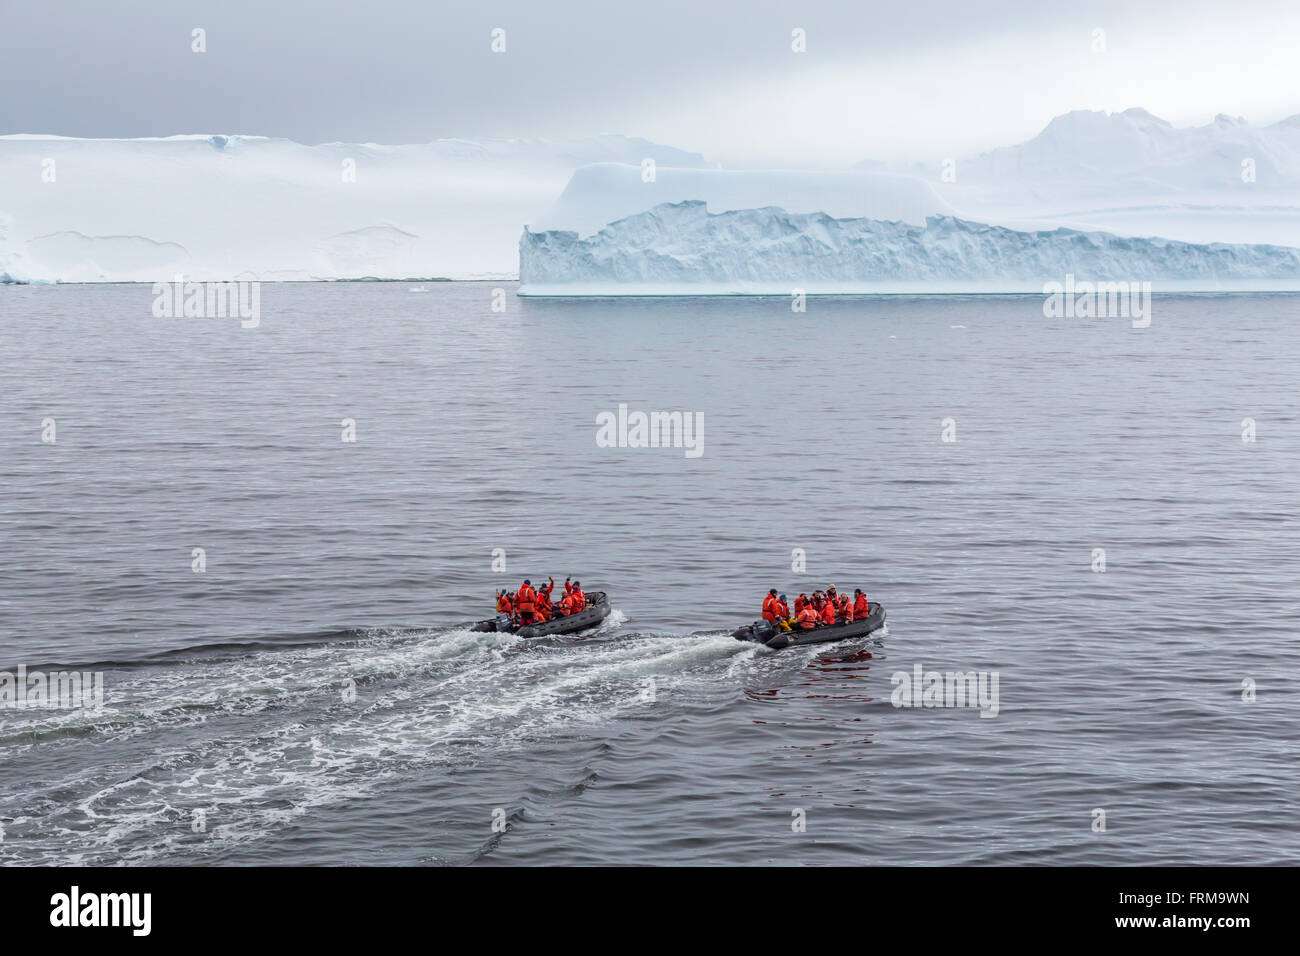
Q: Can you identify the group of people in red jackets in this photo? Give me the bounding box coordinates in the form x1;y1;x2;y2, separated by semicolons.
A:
496;577;587;627
761;586;870;631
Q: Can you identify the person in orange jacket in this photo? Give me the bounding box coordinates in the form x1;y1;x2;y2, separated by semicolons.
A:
853;589;870;620
774;594;791;620
793;593;808;615
535;580;554;621
555;586;579;616
535;580;556;624
840;595;854;623
820;598;838;626
761;589;779;621
515;579;537;625
796;603;820;630
496;590;514;614
569;580;586;611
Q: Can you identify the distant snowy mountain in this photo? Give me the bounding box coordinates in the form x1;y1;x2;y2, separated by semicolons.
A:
0;134;708;283
857;109;1300;247
519;200;1300;295
961;108;1300;190
866;108;1300;191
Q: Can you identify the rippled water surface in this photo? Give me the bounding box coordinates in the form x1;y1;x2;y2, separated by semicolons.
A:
1;282;1297;864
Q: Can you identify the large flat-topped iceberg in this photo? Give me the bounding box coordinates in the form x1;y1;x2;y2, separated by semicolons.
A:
518;200;1300;295
534;163;955;237
0;134;708;283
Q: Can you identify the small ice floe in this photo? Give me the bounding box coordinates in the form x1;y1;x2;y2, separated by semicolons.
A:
408;285;428;293
950;324;966;329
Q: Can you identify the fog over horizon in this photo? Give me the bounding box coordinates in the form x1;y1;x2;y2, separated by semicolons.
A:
3;0;1299;166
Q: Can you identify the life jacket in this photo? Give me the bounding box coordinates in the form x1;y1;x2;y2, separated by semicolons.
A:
496;594;512;613
775;600;790;619
516;584;536;613
821;601;837;625
571;588;585;609
841;602;854;623
535;602;552;622
793;596;806;614
797;606;819;629
761;595;777;621
854;595;870;619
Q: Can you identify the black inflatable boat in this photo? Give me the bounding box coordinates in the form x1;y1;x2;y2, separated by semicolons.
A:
732;602;885;649
472;591;611;638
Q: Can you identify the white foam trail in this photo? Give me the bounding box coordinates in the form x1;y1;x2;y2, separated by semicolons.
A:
0;622;756;864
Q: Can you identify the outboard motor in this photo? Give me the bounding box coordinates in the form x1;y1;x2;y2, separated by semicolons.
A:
751;620;776;643
496;613;514;631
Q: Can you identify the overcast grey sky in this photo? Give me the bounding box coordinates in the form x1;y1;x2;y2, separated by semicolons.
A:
3;0;1298;165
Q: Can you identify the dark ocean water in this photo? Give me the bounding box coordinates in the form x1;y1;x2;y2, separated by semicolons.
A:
1;281;1297;865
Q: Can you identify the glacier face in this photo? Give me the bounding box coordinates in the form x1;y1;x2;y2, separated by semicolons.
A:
0;134;709;283
519;200;1300;294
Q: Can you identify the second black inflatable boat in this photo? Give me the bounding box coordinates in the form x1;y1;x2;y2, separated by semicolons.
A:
732;602;885;649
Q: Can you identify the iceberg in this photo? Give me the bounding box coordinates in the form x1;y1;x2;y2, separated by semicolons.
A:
518;200;1300;295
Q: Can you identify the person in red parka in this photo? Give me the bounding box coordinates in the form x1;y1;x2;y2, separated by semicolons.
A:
535;580;554;622
796;604;819;629
820;598;838;626
853;589;870;621
515;579;537;625
761;589;779;621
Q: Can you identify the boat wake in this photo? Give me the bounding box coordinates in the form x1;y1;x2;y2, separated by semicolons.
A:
0;611;833;864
